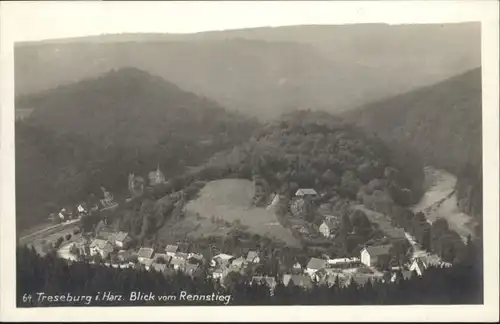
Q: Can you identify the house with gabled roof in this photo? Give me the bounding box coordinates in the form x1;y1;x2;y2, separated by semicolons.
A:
246;250;260;263
319;216;340;238
292;262;303;273
211;253;234;267
137;247;155;264
295;188;318;197
311;268;343;284
165;245;179;257
410;258;427;276
305;257;327;276
96;226;115;241
360;244;392;269
170;257;186;271
89;239;114;259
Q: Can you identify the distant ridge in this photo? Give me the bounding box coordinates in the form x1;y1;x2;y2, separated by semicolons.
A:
15;23;480;120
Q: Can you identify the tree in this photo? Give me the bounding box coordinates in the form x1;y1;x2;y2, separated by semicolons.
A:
341;171;362;199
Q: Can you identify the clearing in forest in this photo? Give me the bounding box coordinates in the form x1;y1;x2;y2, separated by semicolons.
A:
184;178;301;247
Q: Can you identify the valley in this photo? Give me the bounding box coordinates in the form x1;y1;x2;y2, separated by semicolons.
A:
13;22;484;307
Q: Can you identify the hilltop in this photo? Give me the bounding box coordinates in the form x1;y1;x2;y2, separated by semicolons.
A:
15;23;480;120
343;68;482;217
15;68;259;230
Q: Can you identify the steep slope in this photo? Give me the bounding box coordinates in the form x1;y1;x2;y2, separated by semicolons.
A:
15;23;480;120
343;68;482;217
15;68;259;230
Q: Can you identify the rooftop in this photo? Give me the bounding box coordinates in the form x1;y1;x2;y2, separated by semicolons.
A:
137;247;155;259
246;251;258;261
171;258;186;266
90;239;113;251
363;244;392;257
114;231;129;242
295;188;318;196
213;253;234;261
307;257;327;270
165;245;179;253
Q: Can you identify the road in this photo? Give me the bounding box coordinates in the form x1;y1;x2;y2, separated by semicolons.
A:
19;219;80;245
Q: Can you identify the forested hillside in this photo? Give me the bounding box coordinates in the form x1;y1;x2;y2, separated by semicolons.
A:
343;68;482;217
202;110;425;206
16;23;480;120
15;68;259;230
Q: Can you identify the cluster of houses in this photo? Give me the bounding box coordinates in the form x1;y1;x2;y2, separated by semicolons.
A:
56;182;452;294
48;186;118;223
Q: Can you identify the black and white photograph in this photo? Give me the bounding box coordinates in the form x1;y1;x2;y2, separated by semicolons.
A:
1;1;498;322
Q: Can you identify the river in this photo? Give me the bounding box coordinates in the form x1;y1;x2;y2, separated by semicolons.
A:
411;166;476;241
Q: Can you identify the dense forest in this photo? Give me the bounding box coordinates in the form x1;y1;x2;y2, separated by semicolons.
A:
15;68;259;230
343;68;482;218
17;241;483;306
201;110;425;206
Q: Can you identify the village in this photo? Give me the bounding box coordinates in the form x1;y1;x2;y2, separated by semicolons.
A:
24;163;453;295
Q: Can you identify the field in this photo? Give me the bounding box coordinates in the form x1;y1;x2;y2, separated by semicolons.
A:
181;179;301;247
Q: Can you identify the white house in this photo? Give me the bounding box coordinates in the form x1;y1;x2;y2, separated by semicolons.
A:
319;216;339;238
305;258;327;276
410;258;427;276
137;247;155;264
211;253;234;267
292;262;302;272
360;245;392;268
246;251;260;263
295;188;318;197
89;239;114;259
165;245;179;257
232;256;247;268
327;257;360;266
170;257;186;271
77;203;88;215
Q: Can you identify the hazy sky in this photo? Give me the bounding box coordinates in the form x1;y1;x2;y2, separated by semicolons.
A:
0;1;492;42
